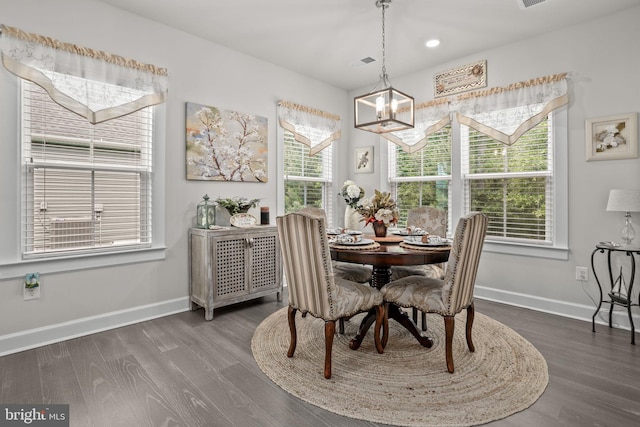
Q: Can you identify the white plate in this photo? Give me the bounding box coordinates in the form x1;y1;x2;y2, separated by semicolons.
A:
230;213;258;228
332;238;374;246
403;237;451;246
327;229;362;235
393;230;427;236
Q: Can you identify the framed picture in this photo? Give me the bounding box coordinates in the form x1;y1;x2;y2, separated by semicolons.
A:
354;146;373;174
185;102;268;181
434;60;487;98
585;113;638;161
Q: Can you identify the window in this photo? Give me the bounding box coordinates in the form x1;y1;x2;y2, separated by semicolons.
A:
390;111;563;250
283;130;333;219
389;126;452;226
462;111;553;244
22;81;153;257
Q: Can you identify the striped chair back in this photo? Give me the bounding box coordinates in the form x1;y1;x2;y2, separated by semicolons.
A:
441;212;488;314
276;211;338;319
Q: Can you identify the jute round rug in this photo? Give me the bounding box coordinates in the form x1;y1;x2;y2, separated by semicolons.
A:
252;307;548;427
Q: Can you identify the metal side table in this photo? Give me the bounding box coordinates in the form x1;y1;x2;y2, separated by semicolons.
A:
590;243;640;344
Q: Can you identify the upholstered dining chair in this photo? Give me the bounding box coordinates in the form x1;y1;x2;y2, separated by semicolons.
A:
276;210;387;379
381;212;488;373
391;206;448;330
298;206;373;285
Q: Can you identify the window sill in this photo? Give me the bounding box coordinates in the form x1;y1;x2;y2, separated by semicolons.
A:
483;240;568;260
0;246;166;279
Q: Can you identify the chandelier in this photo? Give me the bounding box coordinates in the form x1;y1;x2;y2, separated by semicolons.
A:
354;0;414;133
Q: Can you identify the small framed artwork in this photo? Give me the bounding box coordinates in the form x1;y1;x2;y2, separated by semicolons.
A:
585;113;638;161
354;146;373;174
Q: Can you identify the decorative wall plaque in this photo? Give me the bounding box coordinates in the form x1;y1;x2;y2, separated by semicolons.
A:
434;60;487;98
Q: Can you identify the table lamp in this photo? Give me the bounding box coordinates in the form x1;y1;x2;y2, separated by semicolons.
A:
606;189;640;245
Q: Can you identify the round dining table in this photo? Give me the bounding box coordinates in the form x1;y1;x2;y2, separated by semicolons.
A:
330;234;450;349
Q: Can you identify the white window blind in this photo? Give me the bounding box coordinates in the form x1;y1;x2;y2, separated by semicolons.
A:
462;110;553;243
22;80;153;257
389;126;452;226
283;130;333;221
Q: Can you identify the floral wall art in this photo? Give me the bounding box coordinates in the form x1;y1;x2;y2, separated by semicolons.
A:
186;102;268;181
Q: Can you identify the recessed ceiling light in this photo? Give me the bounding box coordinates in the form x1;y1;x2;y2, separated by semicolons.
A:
425;39;440;48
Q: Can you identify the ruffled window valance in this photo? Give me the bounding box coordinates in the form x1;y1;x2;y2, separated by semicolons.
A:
454;73;568;145
381;98;451;154
278;100;341;156
0;24;168;124
381;73;568;153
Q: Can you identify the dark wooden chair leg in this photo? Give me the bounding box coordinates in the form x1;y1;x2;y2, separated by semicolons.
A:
381;303;390;349
444;316;455;373
287;306;297;358
324;320;335;379
412;307;418;324
339;318;345;334
373;305;385;354
421;311;427;331
466;302;475;352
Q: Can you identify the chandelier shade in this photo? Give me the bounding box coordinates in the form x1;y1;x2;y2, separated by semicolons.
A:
354;86;414;133
354;0;414;134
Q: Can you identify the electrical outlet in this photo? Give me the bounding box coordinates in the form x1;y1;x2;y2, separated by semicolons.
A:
576;266;588;281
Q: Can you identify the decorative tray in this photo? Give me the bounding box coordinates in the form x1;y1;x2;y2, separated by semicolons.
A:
230;213;258;228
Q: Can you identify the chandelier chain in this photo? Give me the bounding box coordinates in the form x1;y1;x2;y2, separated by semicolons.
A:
381;3;386;77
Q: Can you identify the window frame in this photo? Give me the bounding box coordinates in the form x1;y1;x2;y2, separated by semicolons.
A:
21;81;154;259
388;125;453;231
389;107;568;260
475;107;568;259
281;129;334;221
0;76;165;279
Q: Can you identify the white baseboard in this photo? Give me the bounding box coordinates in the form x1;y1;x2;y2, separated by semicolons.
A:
475;285;640;332
0;297;191;357
2;288;636;357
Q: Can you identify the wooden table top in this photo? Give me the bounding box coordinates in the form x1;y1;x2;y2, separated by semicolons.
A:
330;237;450;267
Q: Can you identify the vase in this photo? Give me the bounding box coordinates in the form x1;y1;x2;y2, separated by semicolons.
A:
344;206;361;231
372;222;387;237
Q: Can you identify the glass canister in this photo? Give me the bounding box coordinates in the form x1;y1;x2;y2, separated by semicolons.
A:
196;194;216;228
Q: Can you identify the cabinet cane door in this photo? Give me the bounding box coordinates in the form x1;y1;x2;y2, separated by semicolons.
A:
248;233;280;293
212;236;249;300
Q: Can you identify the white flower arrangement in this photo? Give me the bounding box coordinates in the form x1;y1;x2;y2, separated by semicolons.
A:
339;180;365;209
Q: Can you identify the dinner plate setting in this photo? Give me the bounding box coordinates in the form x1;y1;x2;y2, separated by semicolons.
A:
391;226;428;236
327;228;362;236
402;236;451;246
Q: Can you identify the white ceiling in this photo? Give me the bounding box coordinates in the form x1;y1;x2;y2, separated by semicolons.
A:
98;0;640;90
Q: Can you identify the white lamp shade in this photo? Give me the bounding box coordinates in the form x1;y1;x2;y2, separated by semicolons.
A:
606;189;640;212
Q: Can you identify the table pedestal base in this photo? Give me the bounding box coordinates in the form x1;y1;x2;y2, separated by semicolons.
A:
349;304;433;350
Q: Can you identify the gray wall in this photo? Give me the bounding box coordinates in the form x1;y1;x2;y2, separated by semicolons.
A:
0;0;351;354
1;0;639;354
348;6;640;326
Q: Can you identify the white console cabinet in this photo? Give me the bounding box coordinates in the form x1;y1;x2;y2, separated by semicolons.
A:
189;226;282;320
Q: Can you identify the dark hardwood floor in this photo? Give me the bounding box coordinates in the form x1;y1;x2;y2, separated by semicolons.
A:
1;291;638;426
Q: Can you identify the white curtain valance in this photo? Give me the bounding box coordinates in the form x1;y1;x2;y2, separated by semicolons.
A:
381;73;569;153
0;24;168;124
381;98;451;154
454;73;568;146
278;100;341;156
